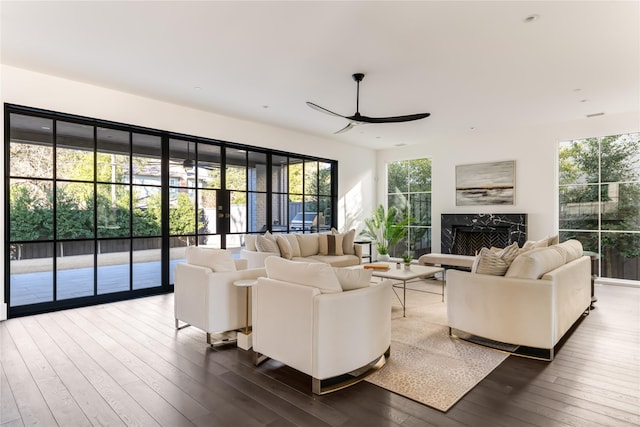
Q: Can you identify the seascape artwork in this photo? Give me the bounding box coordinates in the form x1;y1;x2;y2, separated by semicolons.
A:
456;161;515;206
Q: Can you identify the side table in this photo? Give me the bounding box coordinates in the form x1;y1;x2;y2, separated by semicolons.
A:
233;279;257;350
583;251;599;309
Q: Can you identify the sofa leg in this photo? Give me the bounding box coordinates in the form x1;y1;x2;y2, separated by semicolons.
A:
206;332;212;345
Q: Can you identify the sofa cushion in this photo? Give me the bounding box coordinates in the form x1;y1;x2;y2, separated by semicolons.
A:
332;228;356;255
276;235;293;259
333;267;372;291
296;233;320;257
471;242;519;275
306;254;360;267
319;233;344;256
256;235;280;254
505;246;566;279
185;247;237;272
265;256;342;293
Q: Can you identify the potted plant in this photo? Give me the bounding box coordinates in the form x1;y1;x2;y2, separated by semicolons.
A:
360;204;411;262
401;253;412;270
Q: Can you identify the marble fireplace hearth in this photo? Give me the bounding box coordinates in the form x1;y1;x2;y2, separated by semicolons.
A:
442;213;527;255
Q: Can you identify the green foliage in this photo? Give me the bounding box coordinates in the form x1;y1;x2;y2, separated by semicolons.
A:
360;205;412;254
56;186;94;239
170;193;196;235
9;184;53;241
559;133;640;261
401;253;412;264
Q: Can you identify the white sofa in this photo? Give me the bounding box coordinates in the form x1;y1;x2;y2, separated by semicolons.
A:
446;239;591;360
174;247;266;345
252;257;392;394
240;230;363;268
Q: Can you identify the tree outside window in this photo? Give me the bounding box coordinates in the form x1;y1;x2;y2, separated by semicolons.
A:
559;133;640;281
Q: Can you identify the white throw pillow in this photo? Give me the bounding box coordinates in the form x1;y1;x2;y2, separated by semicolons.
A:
265;257;342;293
185;247;237;272
256;235;280;254
244;234;257;251
284;234;302;257
332;267;372;291
471;242;519;275
296;233;320;257
318;233;344;256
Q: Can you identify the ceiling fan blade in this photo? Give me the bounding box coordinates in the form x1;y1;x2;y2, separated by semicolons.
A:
306;102;346;119
347;112;431;124
334;122;356;134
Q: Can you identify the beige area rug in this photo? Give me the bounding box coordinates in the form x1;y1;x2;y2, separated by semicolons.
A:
365;279;510;412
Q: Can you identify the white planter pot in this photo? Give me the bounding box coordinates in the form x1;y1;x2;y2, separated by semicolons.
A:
377;253;390;262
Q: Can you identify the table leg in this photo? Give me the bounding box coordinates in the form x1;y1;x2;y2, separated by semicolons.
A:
245;287;249;334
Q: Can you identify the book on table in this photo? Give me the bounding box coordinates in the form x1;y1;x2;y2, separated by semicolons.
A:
363;263;390;271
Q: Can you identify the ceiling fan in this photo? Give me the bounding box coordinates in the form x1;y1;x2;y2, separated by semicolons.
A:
306;73;430;134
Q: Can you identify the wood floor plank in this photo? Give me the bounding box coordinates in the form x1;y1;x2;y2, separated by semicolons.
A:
0;323;58;426
19;315;126;427
0;364;21;425
2;284;638;426
39;313;162;427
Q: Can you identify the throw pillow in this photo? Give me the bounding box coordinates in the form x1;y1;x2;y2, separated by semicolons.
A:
256;235;280;254
318;233;344;256
296;233;320;257
263;230;277;242
523;237;550;250
284;234;302;257
332;227;356;255
471;242;519;276
244;234;257;251
332;267;372;291
185;247;237;272
265;256;342;293
276;235;293;259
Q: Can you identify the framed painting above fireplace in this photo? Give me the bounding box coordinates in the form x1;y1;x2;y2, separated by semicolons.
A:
456;160;515;206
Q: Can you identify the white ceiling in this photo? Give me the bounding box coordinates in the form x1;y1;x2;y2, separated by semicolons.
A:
2;1;639;150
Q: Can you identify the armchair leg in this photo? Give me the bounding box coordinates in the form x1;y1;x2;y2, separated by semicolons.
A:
253;351;269;366
312;348;389;395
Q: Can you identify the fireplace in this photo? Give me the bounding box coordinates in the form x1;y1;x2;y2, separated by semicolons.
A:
442;213;527;255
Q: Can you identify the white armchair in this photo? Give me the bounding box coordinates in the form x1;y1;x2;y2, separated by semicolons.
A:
174;247;266;345
251;257;392;394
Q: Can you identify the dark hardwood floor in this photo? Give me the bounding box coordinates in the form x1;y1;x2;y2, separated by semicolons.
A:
1;283;638;427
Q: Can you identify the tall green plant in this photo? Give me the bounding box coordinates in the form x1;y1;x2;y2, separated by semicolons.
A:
360;205;411;255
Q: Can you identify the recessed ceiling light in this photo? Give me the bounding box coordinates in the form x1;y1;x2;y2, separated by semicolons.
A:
524;14;539;23
41;126;50;130
395;143;407;147
586;112;605;118
193;86;201;90
262;105;269;109
580;99;589;103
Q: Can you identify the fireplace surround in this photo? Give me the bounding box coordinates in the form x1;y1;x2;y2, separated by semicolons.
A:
442;213;527;255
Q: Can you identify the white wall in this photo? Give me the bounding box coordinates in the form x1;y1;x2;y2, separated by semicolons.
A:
0;65;377;319
377;111;640;254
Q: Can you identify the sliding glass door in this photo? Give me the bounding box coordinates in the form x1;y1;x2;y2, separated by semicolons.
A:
5;105;337;317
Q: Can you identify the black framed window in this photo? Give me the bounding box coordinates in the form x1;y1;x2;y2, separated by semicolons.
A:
5;104;337;317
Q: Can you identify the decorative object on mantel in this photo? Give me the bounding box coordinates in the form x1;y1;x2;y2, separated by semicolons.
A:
455;160;515;206
360;204;411;260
